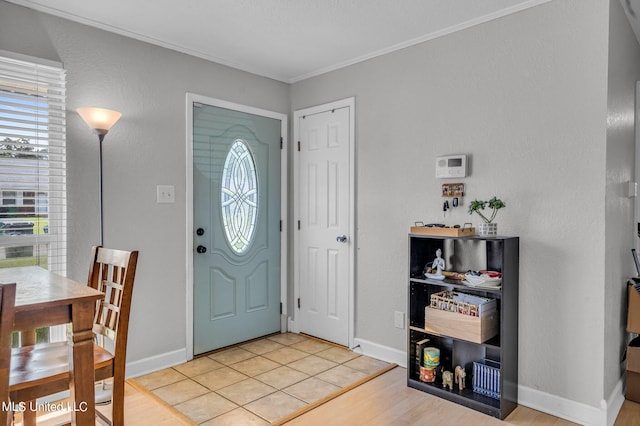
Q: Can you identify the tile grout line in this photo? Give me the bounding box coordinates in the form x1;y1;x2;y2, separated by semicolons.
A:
137;334;390;425
193;336;314;423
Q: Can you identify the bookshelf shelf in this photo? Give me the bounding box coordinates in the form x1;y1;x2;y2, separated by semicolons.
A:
407;234;519;420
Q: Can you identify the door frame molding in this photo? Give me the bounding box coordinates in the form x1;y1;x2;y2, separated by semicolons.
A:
292;97;356;349
185;93;288;360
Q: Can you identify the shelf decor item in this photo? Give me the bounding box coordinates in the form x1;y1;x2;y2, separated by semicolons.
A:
423;347;440;368
425;290;499;343
455;365;466;391
420;366;436;383
468;197;505;237
411;222;475;237
473;359;501;400
420;346;440;383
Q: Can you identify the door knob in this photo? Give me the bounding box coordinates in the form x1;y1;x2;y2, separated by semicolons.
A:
196;245;207;254
336;235;348;243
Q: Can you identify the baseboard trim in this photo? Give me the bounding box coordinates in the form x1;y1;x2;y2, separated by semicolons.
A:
126;348;188;379
352;337;407;367
287;317;298;333
605;377;625;426
518;375;624;426
346;339;625;426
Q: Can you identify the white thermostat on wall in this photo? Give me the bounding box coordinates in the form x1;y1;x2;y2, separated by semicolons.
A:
435;154;467;178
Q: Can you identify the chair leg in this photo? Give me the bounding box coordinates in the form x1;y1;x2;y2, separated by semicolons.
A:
22;402;36;426
110;377;124;426
0;405;9;426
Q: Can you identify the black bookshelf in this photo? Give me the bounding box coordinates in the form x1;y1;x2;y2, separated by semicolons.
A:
407;234;519;419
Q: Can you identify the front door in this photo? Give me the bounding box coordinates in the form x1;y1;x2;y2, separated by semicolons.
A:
295;99;354;347
193;102;281;354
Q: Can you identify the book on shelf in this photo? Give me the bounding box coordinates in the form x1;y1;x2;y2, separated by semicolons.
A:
415;338;430;369
473;359;501;399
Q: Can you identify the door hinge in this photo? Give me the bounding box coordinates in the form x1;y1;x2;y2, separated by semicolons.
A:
280;302;282;314
298;298;301;309
280;137;283;149
297;141;301;151
297;220;301;230
280;220;282;232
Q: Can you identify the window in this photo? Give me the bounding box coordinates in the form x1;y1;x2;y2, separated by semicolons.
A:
221;139;258;255
0;53;66;343
23;191;35;206
2;190;15;206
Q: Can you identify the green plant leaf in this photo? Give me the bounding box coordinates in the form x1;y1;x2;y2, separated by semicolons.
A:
468;197;505;223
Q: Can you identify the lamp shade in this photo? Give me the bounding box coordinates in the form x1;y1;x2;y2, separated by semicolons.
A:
77;107;122;134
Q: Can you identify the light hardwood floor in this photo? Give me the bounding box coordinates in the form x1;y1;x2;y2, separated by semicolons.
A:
281;367;640;426
13;367;640;425
12;381;195;426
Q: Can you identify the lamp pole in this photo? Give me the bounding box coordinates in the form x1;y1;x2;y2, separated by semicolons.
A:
77;107;122;247
96;131;106;245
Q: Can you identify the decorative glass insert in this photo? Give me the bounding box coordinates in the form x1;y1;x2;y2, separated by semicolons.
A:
221;139;258;254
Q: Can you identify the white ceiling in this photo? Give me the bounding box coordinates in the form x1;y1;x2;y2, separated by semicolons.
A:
5;0;564;83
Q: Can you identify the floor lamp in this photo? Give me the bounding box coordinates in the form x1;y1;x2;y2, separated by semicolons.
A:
77;107;122;246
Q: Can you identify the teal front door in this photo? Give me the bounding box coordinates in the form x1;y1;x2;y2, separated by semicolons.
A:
193;103;281;354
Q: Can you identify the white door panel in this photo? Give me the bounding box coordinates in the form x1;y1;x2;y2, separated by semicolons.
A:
296;103;353;346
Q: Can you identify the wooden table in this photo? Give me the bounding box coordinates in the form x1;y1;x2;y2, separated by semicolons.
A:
0;266;104;426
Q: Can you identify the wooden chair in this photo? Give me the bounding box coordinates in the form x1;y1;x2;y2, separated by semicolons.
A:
0;283;16;426
10;247;138;426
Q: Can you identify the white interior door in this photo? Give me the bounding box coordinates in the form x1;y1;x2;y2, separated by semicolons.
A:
295;99;354;347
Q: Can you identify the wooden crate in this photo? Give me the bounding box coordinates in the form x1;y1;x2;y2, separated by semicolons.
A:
628;282;640;334
425;306;499;344
410;226;475;237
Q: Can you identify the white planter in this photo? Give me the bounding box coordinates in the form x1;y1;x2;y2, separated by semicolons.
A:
477;222;497;237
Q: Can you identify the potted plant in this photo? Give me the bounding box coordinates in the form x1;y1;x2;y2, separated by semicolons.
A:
468;196;505;237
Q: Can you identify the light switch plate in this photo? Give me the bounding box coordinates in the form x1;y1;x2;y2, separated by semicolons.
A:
157;185;175;203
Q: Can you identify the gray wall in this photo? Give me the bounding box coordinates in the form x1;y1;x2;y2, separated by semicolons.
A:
605;0;640;400
0;0;289;363
291;0;613;409
2;0;639;418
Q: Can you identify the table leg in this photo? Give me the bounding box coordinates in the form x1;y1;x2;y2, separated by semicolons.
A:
20;329;36;346
19;329;37;426
68;300;96;426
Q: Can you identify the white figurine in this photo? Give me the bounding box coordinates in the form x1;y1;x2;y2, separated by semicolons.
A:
425;248;446;280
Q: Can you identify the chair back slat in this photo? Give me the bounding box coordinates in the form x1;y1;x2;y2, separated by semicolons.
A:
98;279;124;335
0;283;16;426
87;246;138;357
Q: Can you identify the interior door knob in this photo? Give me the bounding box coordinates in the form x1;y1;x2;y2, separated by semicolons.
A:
196;245;207;254
336;235;348;243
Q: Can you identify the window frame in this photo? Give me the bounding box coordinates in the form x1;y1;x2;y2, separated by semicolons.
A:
0;50;67;276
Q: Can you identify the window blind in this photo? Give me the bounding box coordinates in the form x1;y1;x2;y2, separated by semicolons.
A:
0;54;67;276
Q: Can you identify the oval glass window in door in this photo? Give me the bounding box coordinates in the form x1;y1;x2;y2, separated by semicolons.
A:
221;139;258;254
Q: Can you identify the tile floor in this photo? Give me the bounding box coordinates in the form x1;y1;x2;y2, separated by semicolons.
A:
133;333;390;425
